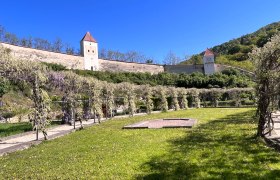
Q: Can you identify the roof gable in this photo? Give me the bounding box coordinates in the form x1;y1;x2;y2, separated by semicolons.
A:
204;49;214;56
81;32;97;43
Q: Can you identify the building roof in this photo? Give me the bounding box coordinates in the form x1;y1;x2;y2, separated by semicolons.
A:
81;32;97;43
204;49;214;56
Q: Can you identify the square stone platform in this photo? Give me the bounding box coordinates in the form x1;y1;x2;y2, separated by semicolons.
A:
123;118;197;129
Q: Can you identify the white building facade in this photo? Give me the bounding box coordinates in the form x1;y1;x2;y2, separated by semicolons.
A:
203;49;215;75
80;32;99;71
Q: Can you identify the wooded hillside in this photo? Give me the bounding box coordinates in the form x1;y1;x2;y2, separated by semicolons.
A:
181;22;280;71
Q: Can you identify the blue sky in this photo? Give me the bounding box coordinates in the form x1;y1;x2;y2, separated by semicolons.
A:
1;0;280;63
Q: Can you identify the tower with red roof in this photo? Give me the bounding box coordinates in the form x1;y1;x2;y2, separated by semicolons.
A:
203;49;215;75
80;32;99;71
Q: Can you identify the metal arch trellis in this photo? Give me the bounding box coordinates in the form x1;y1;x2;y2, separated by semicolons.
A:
51;96;128;122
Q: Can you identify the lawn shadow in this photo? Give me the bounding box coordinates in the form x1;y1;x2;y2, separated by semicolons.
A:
136;110;280;179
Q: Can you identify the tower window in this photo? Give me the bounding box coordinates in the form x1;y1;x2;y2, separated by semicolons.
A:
88;50;90;52
92;50;95;53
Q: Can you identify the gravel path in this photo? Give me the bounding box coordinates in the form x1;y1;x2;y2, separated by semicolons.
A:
264;112;280;150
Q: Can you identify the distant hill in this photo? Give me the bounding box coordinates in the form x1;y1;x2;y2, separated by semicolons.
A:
181;21;280;71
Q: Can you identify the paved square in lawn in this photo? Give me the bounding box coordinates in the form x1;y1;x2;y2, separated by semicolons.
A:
123;118;197;129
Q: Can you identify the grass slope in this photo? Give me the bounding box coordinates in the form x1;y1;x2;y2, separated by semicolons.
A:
1;108;280;179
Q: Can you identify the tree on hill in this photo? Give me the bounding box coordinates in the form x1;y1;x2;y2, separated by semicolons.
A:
34;38;52;50
0;24;78;54
4;32;18;45
146;59;153;64
0;25;5;42
99;48;155;63
52;38;63;53
163;51;181;65
65;43;75;55
182;54;203;65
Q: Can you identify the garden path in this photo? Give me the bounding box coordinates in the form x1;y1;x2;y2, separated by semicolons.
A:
0;112;160;156
265;111;280;150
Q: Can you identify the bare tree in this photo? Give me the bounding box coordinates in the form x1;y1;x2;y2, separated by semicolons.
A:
76;48;81;56
163;51;181;65
0;25;5;42
107;50;124;60
146;59;153;64
34;38;51;50
52;38;63;53
4;32;18;45
65;43;74;55
99;48;107;59
26;37;33;48
99;48;154;63
124;51;138;62
20;38;28;47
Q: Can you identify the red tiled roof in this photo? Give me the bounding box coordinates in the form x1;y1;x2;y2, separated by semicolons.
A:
204;49;214;56
81;32;97;43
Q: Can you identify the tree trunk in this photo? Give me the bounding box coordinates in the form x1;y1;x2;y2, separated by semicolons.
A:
257;80;270;137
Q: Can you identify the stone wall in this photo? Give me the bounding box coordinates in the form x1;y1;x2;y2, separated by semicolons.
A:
3;42;252;76
99;59;164;74
164;65;204;74
1;43;165;74
1;43;84;69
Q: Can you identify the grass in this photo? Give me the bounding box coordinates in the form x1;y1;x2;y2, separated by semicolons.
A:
215;55;255;72
0;121;62;138
0;122;32;138
1;108;280;179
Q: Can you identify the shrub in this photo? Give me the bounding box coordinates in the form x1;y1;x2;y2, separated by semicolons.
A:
0;77;11;97
42;62;67;71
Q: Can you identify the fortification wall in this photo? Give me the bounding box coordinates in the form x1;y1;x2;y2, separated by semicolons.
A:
164;65;204;74
99;59;164;74
1;43;84;69
3;42;250;76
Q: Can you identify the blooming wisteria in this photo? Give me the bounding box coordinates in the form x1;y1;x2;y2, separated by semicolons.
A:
0;44;255;139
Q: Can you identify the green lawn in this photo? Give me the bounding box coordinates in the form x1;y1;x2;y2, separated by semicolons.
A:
0;121;62;138
1;108;280;179
0;122;32;138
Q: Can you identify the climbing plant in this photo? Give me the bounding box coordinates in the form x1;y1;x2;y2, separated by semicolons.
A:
90;80;103;122
141;85;154;114
103;82;115;118
0;44;259;141
117;82;136;117
168;87;180;111
60;72;83;125
250;32;280;136
208;88;224;107
156;86;168;112
29;73;51;140
177;88;188;109
187;88;200;108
